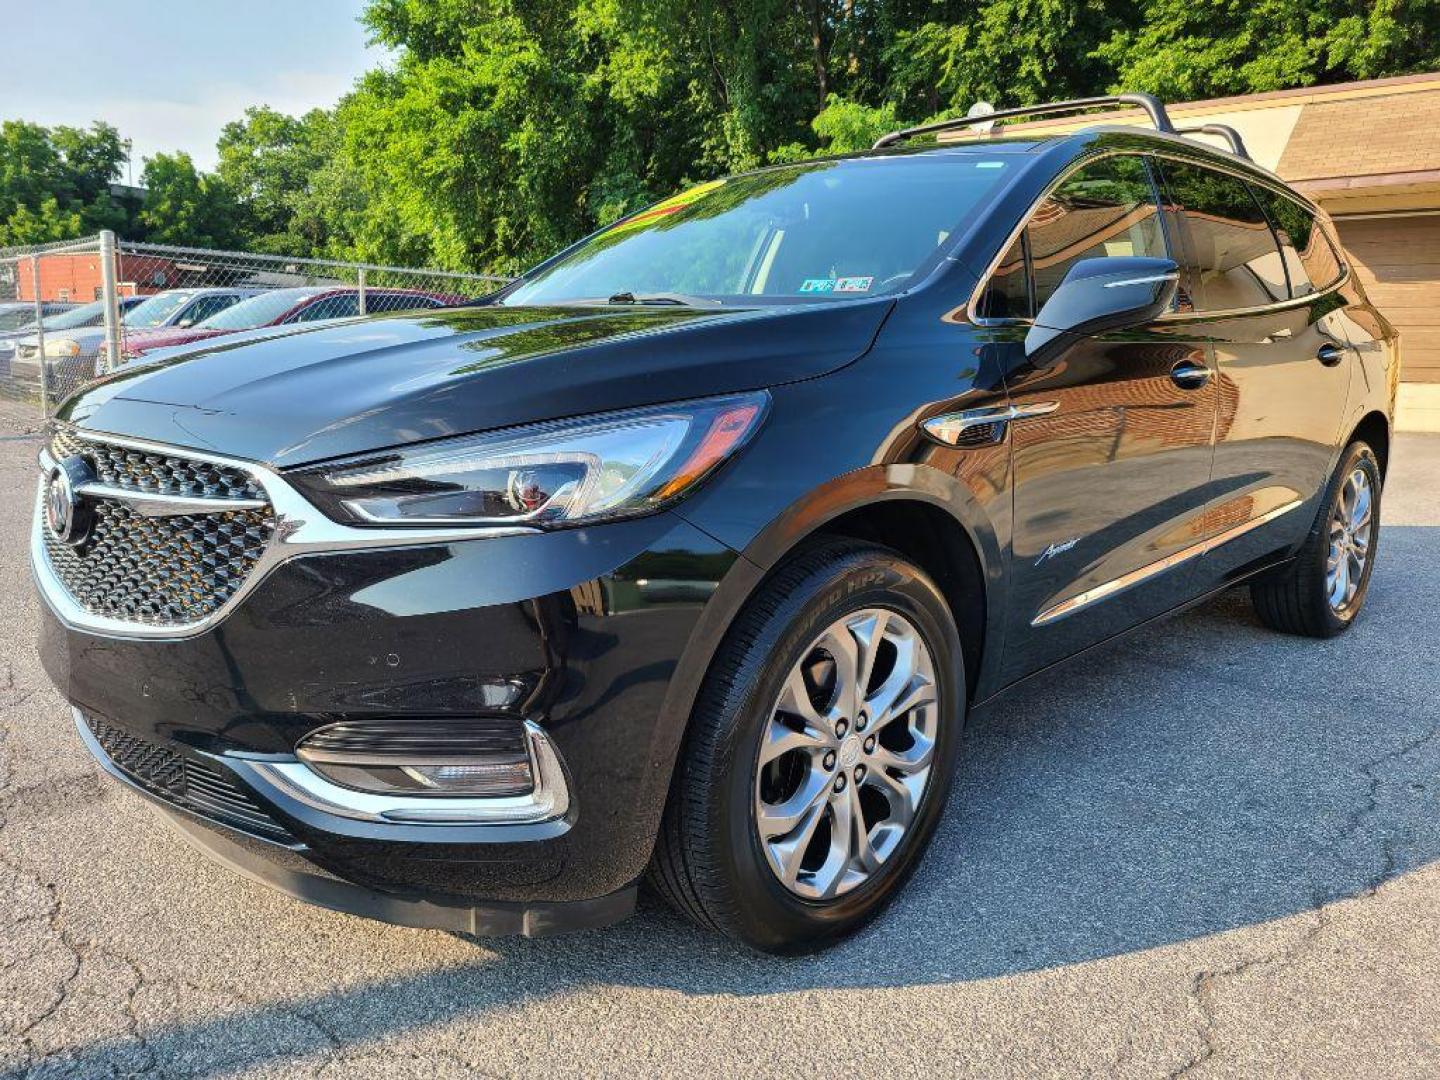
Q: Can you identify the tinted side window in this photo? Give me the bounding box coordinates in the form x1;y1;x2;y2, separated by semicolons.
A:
1028;155;1167;308
182;295;237;323
368;292;436;313
1250;186;1344;296
293;294;360;322
1158;161;1287;310
976;237;1031;319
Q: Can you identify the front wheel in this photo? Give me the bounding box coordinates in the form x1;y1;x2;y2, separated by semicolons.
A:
1251;441;1382;637
649;539;965;953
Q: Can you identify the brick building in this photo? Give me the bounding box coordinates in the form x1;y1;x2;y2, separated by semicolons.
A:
14;251;180;303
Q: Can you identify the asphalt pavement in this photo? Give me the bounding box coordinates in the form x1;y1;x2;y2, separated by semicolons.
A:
3;398;1438;1077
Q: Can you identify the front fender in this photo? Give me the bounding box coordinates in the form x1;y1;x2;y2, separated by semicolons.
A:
648;460;1010;837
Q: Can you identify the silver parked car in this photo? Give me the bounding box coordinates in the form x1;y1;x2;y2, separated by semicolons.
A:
11;289;255;394
0;300;76;333
0;301;79;365
4;297;145;395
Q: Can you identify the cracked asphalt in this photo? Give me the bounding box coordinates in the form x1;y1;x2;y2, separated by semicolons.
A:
2;396;1438;1078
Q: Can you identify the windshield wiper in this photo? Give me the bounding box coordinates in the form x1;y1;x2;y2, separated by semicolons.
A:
606;291;722;307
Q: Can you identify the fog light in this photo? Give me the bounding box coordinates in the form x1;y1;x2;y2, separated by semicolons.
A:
401;761;533;793
296;718;536;798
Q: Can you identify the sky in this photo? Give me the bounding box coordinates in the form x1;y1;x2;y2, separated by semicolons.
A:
1;0;389;174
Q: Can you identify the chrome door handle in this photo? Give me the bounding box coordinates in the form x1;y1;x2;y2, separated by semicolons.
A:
1317;342;1347;367
1169;358;1211;390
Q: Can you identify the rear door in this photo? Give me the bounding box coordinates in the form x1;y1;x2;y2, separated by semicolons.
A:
1154;159;1353;588
991;152;1219;683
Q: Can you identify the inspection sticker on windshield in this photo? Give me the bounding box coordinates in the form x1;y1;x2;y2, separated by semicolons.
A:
800;276;873;293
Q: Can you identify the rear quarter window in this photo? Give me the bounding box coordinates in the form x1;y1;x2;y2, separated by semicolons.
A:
1250;185;1345;295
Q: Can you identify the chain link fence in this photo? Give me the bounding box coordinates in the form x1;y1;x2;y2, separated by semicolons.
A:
0;231;511;413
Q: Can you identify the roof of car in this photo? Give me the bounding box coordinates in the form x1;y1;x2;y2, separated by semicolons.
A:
874;124;1289;186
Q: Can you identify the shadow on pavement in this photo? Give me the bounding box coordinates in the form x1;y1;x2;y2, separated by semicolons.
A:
7;525;1439;1078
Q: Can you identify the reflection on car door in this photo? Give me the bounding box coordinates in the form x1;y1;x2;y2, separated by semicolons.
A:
1154;160;1353;589
981;153;1219;684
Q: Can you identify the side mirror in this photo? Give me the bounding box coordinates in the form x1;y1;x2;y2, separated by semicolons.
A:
176;318;195;328
1025;256;1179;363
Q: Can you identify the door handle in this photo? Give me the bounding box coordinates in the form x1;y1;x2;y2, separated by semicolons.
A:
1169;358;1211;390
1317;342;1347;366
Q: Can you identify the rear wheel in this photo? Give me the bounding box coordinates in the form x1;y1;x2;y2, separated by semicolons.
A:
1251;441;1381;637
649;540;965;953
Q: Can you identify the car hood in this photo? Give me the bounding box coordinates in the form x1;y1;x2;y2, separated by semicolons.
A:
0;327;40;350
124;326;226;353
59;300;893;467
44;328;106;348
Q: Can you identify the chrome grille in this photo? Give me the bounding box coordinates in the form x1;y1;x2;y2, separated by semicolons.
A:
83;711;292;840
41;427;275;627
51;427;265;501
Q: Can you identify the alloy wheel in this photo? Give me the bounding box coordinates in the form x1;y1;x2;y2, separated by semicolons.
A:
1327;466;1375;612
753;608;939;900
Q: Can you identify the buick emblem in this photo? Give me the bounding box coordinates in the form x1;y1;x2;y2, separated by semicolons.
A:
45;456;95;547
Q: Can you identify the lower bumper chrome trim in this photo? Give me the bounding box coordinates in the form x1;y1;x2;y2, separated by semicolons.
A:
229;720;571;826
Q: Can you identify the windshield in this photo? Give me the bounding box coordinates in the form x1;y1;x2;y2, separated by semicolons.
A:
197;290;319;330
42;300;108;330
0;305;35;332
504;155;1014;307
123;291;193;329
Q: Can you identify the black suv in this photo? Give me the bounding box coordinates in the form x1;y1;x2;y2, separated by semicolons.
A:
34;95;1397;952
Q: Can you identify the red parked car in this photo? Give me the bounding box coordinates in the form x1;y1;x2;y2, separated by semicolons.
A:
118;286;466;361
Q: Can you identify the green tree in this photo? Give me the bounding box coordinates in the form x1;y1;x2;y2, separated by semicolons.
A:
138;152;243;249
1096;0;1440;99
216;106;351;255
12;0;1440;268
0;120;132;245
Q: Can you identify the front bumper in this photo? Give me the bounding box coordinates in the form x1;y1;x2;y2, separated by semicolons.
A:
40;508;740;924
79;709;635;936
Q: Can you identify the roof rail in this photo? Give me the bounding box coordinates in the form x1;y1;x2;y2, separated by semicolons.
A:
1175;123;1252;161
872;92;1177;149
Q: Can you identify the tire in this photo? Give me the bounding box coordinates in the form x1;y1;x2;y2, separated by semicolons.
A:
1251;441;1382;638
649;538;966;953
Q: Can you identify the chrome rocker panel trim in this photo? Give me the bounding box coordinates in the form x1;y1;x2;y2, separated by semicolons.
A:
32;426;537;641
1032;498;1305;626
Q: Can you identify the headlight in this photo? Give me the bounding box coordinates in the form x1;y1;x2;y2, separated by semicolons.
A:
289;391;768;528
43;338;81;358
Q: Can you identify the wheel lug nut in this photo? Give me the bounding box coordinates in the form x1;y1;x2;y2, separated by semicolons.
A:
823;751;836;771
835;719;848;738
864;736;876;753
833;774;847;793
856;714;867;732
855;764;867;781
